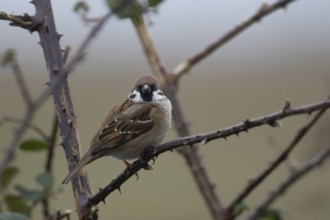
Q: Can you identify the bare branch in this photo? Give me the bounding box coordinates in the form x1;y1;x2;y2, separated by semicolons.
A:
133;16;167;86
225;108;327;219
1;49;33;107
245;145;330;220
81;98;330;212
64;12;112;73
11;58;33;107
0;115;49;141
172;0;298;81
0;105;36;175
42;114;59;218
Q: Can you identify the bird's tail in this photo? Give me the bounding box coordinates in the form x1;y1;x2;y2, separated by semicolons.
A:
61;153;92;185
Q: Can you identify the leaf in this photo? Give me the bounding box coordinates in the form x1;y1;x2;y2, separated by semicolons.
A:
19;139;47;152
73;1;89;14
148;0;164;7
106;0;143;23
233;202;249;217
36;173;53;190
4;195;30;216
0;166;19;193
1;49;16;66
14;185;44;203
258;209;283;220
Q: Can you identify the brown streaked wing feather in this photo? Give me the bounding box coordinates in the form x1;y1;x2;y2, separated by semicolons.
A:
89;100;154;156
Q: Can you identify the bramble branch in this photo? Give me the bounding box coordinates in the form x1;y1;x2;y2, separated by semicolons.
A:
224;108;327;219
81;98;330;211
172;0;298;81
245;145;330;220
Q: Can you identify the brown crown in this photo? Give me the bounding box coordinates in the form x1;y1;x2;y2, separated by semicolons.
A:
134;75;158;89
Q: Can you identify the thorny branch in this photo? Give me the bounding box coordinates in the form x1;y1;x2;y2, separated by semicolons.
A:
245;145;330;220
224;108;327;219
81;98;330;211
172;0;298;81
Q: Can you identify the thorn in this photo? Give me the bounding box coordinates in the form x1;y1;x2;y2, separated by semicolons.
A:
268;120;281;127
135;172;139;180
169;149;173;152
67;119;73;127
45;25;49;34
101;199;105;204
243;119;252;127
223;136;227;140
151;157;156;165
98;187;102;191
282;99;291;113
235;132;239;137
190;144;194;149
201;138;208;145
57;33;63;41
117;187;121;194
53;69;60;75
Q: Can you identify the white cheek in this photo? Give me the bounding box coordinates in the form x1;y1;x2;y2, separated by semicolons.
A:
128;90;143;102
152;89;168;102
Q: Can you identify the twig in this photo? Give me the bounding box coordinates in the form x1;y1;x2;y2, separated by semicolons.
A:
172;0;298;81
8;52;33;107
245;145;330;220
133;16;167;86
81;98;330;212
65;0;133;73
64;12;112;73
225;108;327;219
0;115;49;141
132;15;224;218
0;12;34;30
0;105;36;175
42;114;59;218
45;113;59;173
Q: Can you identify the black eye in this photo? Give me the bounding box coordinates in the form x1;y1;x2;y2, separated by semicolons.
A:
150;84;156;91
137;85;142;91
129;93;136;99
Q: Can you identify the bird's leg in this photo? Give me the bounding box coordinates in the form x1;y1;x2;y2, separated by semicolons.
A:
123;160;139;179
139;145;156;170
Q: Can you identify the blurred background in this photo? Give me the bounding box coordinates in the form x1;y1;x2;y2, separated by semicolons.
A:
1;0;330;219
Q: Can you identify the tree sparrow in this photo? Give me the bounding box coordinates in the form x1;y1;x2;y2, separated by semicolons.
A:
62;75;172;184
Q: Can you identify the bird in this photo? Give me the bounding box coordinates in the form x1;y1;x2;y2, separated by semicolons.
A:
62;75;172;184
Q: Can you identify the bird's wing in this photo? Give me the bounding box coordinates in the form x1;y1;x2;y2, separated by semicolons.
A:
89;100;154;155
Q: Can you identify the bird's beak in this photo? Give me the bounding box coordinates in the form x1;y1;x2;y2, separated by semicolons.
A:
142;85;151;94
